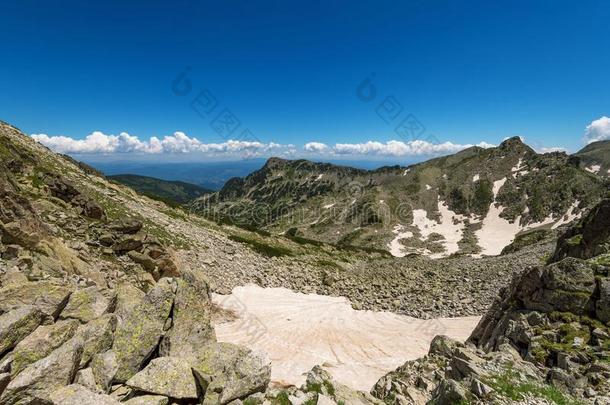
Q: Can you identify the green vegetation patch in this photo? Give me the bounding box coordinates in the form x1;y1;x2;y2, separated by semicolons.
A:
228;234;292;257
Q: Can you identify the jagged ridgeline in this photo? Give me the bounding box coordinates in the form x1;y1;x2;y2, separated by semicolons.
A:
575;139;610;177
192;137;606;257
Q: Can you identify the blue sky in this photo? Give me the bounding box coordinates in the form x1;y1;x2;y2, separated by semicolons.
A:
1;0;609;162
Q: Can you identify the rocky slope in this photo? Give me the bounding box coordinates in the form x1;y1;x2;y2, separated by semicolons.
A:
193;139;605;258
372;197;610;404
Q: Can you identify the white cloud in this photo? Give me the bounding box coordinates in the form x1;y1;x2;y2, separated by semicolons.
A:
537;146;567;154
584;116;610;143
32;131;286;156
331;140;494;157
304;142;329;153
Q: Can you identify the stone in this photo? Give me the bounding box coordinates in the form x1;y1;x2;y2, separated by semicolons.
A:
316;394;336;405
108;219;143;234
192;342;271;405
0;281;72;318
0;267;28;287
60;287;115;323
11;318;80;375
112;278;175;382
428;335;462;358
0;306;47;357
98;233;115;247
470;378;493;398
127;251;157;273
75;367;99;393
1;245;21;260
126;357;198;399
434;379;468;405
124;395;169;405
113;234;144;253
74;313;117;368
114;282;145;327
0;338;83;404
0;221;41;248
48;384;120;405
159;276;215;358
91;350;119;393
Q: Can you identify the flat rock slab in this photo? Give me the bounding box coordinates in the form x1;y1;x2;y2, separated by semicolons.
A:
126;357;198;399
49;384;120;404
212;286;480;391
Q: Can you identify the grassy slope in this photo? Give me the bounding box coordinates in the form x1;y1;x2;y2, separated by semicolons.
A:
109;174;212;205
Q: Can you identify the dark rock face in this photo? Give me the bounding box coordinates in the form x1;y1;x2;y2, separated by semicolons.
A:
551;198;610;262
45;176;106;220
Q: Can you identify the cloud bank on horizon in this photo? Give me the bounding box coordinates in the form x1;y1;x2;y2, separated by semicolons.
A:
31;116;605;159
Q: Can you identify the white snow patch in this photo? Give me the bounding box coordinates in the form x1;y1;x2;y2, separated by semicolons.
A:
388;225;414;258
315;174;324;181
410;201;468;259
379;200;385;204
402;168;410;176
425;184;432;190
212;286;479;391
551;200;581;229
586;165;601;174
511;158;525;178
472;174;480;182
323;203;335;209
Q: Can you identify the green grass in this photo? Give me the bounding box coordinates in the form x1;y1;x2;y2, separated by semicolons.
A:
228;234;292;257
485;367;583;405
271;391;291;405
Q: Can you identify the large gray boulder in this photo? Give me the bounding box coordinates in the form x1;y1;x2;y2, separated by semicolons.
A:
126;357;198;399
114;282;145;327
191;342;271;405
0;338;83;404
112;278;175;382
74;313;117;368
91;350;119;393
48;384;120;405
0;281;72;318
159;274;215;358
11;318;80;375
0;306;46;356
59;287;115;323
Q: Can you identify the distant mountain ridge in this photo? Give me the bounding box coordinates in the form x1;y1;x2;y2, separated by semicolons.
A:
109;174;212;205
193;137;606;258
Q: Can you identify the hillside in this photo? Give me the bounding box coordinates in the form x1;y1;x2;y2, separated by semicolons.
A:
374;196;610;404
575;140;610;177
108;174;212;205
193;137;606;258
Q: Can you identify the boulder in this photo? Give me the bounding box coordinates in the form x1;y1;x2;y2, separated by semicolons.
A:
11;318;80;375
74;313;117;368
91;350;119;393
60;287;115;323
428;335;463;358
126;357;198;399
112;278;175;382
191;342;271;405
159;275;215;358
114;282;145;327
48;384;120;405
108;219;143;235
0;220;42;249
124;395;169;405
433;379;468;405
75;367;99;393
0;306;46;357
0;372;10;395
113;234;144;253
127;251;157;273
0;281;72;318
0;338;83;404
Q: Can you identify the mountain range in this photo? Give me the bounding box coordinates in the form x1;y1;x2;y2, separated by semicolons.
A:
0;118;609;404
